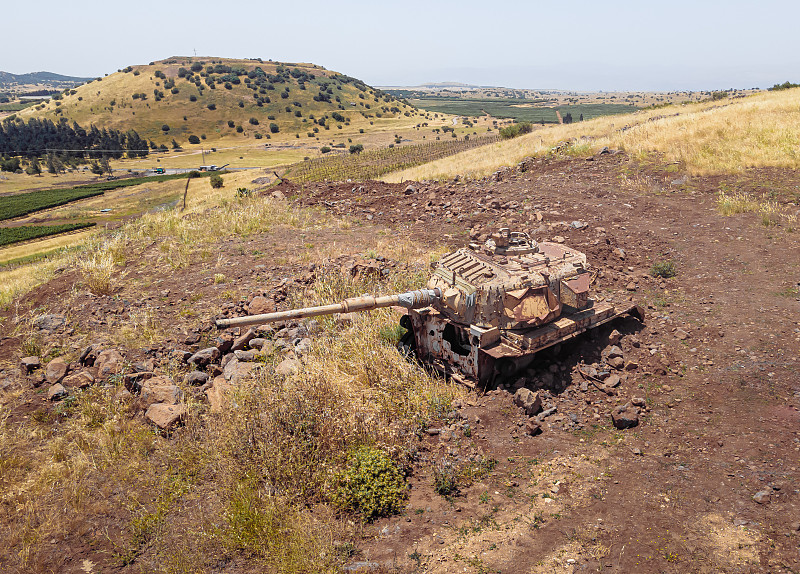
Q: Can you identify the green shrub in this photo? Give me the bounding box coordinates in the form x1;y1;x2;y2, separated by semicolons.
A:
227;120;235;128
249;117;259;125
210;173;224;188
334;447;406;522
188;135;200;144
349;144;363;154
161;124;170;132
320;146;331;154
499;122;533;139
650;260;677;278
269;122;279;133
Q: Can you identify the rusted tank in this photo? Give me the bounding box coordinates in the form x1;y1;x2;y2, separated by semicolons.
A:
216;229;643;389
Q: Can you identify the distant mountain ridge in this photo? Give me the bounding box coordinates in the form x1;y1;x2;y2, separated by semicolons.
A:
0;71;93;89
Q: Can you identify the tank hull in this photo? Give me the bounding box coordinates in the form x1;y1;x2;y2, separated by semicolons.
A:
408;301;644;390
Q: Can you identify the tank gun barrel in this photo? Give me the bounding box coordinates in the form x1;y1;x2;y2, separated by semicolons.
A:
215;288;441;329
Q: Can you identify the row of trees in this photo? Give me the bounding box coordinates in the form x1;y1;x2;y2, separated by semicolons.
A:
0;117;149;159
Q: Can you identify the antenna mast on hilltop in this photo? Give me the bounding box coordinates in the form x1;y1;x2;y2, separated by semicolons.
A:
193;48;197;57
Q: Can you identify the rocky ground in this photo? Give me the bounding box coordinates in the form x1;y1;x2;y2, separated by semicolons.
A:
1;152;799;573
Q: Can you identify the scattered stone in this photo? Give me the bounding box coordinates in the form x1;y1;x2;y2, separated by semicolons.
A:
183;332;201;345
44;359;69;384
276;357;300;377
20;356;41;375
624;360;639;371
47;383;68;401
188;347;220;368
611;404;639;429
249;295;276;316
133;358;156;373
608;329;622;345
248;337;267;350
139;376;184;408
604;374;622;388
753;490;771;504
214;332;235;354
224;358;257;383
171;349;192;363
205;376;232;412
608;356;625;369
63;370;95;389
513;388;543;416
145;403;186;430
95;349;124;379
602;345;624;360
613;247;626;260
123;371;156;393
631;396;646;407
404;184;416;195
231;328;257;352
626;282;637;291
538;406;558;420
185;371;209;386
552;235;566;244
33;314;66;333
234;349;257;362
675;328;690;341
525;420;542;436
294;337;312;355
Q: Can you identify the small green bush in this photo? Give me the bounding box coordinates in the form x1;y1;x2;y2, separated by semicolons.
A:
188;135;200;144
210;173;224;188
650;260;677;278
499;122;533;139
334;447;406;522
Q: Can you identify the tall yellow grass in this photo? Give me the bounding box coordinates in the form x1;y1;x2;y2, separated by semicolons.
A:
384;89;800;181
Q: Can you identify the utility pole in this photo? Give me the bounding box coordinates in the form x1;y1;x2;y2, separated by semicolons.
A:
201;147;206;164
193;48;197;57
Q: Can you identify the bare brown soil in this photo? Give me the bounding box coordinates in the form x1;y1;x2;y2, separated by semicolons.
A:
1;153;799;573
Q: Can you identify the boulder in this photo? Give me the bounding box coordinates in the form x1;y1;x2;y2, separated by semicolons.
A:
753;490;771;504
20;356;41;375
602;345;624;360
249;338;267;350
205;376;232;413
44;357;69;385
233;349;257;362
248;296;276;316
63;370;95;389
224;358;256;383
95;349;124;379
139;376;183;409
608;356;625;370
513;388;543;417
33;314;65;333
48;383;68;401
213;332;235;354
185;371;210;386
145;403;186;430
611;404;639;429
188;347;220;368
231;328;257;352
608;329;622;345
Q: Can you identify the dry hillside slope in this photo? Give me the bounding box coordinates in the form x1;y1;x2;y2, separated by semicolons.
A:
385;88;800;180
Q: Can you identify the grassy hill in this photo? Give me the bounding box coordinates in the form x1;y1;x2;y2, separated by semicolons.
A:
18;57;420;146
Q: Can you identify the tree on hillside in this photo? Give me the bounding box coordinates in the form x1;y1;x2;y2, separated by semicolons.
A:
26;157;41;176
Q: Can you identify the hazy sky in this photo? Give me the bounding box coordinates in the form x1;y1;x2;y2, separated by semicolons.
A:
3;0;797;91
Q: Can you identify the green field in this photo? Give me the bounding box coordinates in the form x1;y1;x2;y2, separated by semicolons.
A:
0;101;37;112
0;171;216;221
0;223;95;247
412;98;637;123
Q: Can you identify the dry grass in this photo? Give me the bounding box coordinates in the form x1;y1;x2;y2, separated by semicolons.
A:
717;190;798;228
0;179;462;572
384;88;800;181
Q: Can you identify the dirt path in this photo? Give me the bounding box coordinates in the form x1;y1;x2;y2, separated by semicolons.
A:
555;109;563;124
